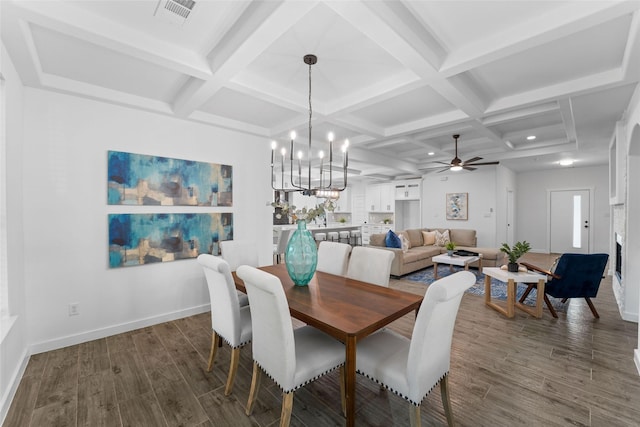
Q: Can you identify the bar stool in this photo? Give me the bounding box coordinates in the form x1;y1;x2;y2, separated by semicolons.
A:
339;230;350;244
314;233;327;247
327;231;339;242
350;230;362;246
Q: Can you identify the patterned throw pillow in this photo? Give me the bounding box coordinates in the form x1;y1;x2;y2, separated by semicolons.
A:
398;233;411;249
434;229;450;247
398;233;410;253
385;230;402;249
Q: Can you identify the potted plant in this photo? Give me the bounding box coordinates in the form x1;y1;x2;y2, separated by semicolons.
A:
500;241;531;272
445;241;456;256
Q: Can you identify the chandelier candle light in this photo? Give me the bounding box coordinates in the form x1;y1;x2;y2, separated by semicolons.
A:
271;54;348;200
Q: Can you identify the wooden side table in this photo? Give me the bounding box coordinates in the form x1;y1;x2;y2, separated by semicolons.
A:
482;267;547;318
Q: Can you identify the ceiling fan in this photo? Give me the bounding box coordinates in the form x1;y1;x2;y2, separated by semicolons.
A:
434;134;499;172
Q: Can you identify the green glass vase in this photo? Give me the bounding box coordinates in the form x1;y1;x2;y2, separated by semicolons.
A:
285;220;318;286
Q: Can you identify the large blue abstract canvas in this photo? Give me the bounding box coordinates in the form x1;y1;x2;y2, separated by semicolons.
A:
108;213;233;268
108;151;232;206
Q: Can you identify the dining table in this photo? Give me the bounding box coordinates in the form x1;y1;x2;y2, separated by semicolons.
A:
232;264;423;427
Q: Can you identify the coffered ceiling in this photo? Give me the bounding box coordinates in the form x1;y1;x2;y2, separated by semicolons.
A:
2;0;639;181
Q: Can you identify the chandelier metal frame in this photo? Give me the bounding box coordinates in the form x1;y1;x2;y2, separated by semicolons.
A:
270;54;348;199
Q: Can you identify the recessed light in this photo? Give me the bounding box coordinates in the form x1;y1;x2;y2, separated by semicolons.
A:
526;135;536;140
428;152;435;156
559;159;574;166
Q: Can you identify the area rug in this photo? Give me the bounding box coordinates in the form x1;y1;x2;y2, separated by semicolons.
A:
403;266;566;312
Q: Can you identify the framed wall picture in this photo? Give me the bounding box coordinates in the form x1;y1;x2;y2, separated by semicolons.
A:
446;193;468;220
108;213;233;268
107;151;232;206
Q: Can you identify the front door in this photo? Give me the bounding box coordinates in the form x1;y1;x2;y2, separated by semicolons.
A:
549;189;590;254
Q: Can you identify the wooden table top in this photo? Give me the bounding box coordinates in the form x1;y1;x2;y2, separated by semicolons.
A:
233;264;423;341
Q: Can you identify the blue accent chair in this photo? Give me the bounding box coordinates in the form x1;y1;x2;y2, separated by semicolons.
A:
520;253;609;318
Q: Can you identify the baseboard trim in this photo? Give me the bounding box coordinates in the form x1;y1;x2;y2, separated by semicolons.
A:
0;347;29;426
30;303;211;355
635;349;640;376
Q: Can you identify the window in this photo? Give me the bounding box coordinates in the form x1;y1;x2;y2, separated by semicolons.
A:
572;195;581;249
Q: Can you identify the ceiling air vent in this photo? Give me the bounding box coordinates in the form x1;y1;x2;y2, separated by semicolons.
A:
154;0;196;25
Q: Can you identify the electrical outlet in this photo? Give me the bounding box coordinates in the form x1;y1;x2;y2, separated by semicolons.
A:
68;303;80;316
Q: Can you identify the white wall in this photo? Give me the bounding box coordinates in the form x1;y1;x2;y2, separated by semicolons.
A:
495;165;517;246
421;167;498;247
1;43;27;423
21;89;272;352
516;165;609;254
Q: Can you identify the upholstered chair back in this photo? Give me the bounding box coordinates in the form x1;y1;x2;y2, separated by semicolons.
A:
197;254;245;347
406;271;475;403
347;246;394;287
316;241;352;276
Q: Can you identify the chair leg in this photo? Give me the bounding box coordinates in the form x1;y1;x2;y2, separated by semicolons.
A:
518;284;535;303
544;294;558;318
246;362;262;416
409;404;421;427
561;298;568;303
207;331;218;372
224;347;241;395
280;392;294;427
339;366;346;416
440;373;454;427
585;298;600;318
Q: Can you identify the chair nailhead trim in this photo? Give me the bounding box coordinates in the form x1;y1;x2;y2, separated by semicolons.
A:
355;370;448;406
215;330;250;349
255;361;345;394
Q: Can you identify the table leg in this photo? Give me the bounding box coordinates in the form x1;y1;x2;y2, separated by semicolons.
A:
484;273;491;305
434;262;439;279
506;279;515;317
345;335;356;427
535;279;545;318
464;262;469;271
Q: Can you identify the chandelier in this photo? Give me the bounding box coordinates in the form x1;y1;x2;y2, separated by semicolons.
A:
270;54;348;199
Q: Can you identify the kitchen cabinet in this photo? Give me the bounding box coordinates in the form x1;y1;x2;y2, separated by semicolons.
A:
333;187;351;212
365;183;394;212
395;179;421;200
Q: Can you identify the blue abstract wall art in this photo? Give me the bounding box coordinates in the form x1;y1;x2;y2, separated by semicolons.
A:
108;151;232;206
108;213;233;268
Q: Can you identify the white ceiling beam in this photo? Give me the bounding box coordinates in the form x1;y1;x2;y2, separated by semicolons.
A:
173;1;317;117
327;115;385;138
9;1;212;79
326;1;485;118
441;1;640;76
482;102;559;126
487;68;625;114
385;110;470;137
558;99;578;144
622;10;640;81
348;146;420;176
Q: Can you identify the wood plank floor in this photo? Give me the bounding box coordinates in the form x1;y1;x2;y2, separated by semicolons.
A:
5;253;640;426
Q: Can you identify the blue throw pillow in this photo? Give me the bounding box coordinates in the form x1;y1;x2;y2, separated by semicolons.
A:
385;230;402;248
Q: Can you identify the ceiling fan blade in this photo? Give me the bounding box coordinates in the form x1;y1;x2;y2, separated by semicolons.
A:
467;161;500;166
462;166;477;171
464;156;483;164
433;161;452;166
437;166;452;173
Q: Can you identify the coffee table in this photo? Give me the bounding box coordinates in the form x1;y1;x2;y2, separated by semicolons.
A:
432;253;481;279
482;267;547;318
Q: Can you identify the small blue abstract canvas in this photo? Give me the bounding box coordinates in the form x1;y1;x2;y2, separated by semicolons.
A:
107;151;232;206
108;213;233;268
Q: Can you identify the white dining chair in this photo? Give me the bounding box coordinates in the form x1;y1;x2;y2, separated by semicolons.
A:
355;271;476;427
197;254;252;396
346;246;395;287
220;240;258;307
316;241;352;276
237;265;346;427
273;228;293;264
